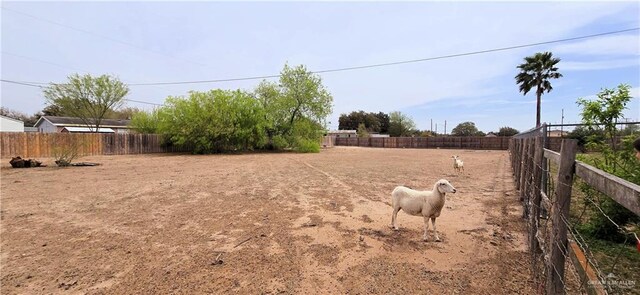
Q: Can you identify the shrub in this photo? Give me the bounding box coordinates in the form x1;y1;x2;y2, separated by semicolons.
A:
294;138;320;153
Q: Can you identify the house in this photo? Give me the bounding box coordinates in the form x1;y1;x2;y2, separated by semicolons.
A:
0;115;24;132
34;116;131;133
327;130;357;138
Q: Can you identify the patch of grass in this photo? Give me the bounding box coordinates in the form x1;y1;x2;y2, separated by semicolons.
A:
576;234;640;294
544;153;639;294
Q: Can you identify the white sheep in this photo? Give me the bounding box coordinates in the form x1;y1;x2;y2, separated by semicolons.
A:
452;155;464;173
390;179;457;242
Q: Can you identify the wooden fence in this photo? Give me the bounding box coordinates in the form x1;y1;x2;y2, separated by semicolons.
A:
0;132;189;158
510;128;640;294
335;136;512;150
334;136;567;151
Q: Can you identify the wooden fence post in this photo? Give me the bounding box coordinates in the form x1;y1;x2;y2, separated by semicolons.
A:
522;138;535;219
530;136;544;274
513;140;521;186
519;138;529;195
547;139;577;295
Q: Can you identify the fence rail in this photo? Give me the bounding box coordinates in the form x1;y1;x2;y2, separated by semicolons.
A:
335;136;514;150
0;132;188;158
510;124;640;294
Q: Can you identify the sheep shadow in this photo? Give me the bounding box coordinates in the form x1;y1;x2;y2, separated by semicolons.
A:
358;227;445;252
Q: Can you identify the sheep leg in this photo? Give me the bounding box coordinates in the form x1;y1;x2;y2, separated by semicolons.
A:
391;208;400;230
423;216;430;241
431;217;441;242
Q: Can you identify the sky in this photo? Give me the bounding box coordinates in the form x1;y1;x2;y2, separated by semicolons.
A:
1;1;639;133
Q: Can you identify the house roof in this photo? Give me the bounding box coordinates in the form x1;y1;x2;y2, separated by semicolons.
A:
62;127;115;133
0;114;24;124
328;130;357;134
35;116;131;128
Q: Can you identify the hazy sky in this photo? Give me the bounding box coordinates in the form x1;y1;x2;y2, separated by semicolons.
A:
1;1;639;133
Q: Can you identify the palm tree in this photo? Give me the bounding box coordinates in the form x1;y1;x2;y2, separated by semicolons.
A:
515;52;562;127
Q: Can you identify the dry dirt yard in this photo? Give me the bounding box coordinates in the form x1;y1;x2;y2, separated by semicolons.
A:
1;147;536;294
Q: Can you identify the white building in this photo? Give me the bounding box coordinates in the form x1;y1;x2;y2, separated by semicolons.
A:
34;116;131;133
0;115;24;132
327;130;357;138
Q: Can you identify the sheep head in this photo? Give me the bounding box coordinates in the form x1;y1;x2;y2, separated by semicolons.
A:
436;179;456;194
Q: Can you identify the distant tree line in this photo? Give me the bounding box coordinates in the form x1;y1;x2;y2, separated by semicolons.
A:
338;111;520;137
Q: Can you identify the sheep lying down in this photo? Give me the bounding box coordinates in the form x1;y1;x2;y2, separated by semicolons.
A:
390;179;456;242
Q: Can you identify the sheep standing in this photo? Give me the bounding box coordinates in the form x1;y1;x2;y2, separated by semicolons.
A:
390;179;456;242
452;155;464;173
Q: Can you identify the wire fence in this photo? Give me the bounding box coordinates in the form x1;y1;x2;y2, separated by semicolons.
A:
510;124;640;295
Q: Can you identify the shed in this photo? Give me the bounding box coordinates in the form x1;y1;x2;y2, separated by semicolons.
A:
61;127;115;133
34;116;131;133
0;115;25;132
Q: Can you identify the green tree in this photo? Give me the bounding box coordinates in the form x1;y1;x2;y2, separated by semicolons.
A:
130;109;160;134
452;122;481;136
575;84;639;242
515;52;562;127
254;64;333;151
106;106;142;120
338;110;384;132
357;123;369;137
41;104;64;116
577;84;632;151
388;111;416;137
43;73;129;132
498;126;519;137
375;112;390;134
157;89;266;153
338;111;365;131
254;80;285;149
568;126;605;152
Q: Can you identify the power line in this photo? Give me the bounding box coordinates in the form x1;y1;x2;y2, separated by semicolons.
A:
1;79;165;106
123;99;164;106
0;79;44;88
1;6;209;67
5;27;638;87
2;51;179;93
2;51;89;74
127;27;640;86
4;27;638;106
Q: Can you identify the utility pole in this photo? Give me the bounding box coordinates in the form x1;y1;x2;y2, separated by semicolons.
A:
560;109;564;137
430;119;433;134
444;120;447;135
435;123;438;135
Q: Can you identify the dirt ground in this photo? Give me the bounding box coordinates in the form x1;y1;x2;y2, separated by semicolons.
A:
1;147;536;294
